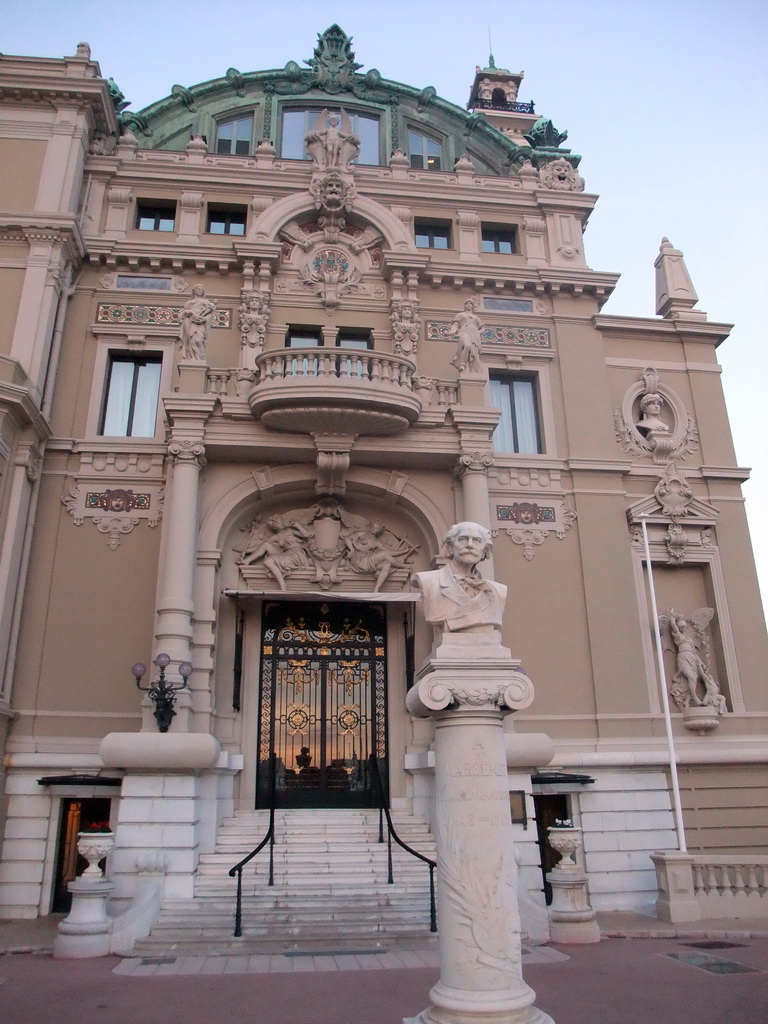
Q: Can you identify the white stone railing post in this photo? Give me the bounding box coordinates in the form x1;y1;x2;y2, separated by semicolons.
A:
651;850;700;923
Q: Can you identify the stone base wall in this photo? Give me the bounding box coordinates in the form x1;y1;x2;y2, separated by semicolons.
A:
579;769;677;912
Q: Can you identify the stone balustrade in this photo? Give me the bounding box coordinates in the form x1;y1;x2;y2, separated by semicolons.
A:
692;856;768;916
652;850;768;923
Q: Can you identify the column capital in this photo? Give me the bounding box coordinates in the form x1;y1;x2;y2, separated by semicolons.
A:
166;439;206;468
457;449;494;476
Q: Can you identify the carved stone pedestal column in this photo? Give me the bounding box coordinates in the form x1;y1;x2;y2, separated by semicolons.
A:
405;637;554;1024
54;879;114;958
547;869;600;944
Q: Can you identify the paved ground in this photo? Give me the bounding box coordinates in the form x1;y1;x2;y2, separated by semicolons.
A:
2;914;768;1024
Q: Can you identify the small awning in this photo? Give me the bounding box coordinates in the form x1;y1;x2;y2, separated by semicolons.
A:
222;589;421;603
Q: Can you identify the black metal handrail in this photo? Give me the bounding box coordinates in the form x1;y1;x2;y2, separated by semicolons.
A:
228;751;277;938
473;97;536;114
368;753;437;932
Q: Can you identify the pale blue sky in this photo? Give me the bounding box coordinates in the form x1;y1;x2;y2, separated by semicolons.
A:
5;0;767;612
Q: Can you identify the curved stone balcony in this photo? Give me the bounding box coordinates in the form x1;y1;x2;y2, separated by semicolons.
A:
248;348;422;436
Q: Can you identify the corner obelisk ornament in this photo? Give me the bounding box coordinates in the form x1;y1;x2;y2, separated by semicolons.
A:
406;524;554;1024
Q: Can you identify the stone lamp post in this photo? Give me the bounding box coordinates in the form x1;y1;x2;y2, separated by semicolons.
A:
405;523;554;1024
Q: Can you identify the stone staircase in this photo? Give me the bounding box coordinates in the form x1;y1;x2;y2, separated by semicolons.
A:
133;808;438;955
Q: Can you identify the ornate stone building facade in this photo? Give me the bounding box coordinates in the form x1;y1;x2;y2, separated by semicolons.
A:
1;27;766;932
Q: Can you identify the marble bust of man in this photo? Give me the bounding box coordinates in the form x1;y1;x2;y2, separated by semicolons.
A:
412;522;506;635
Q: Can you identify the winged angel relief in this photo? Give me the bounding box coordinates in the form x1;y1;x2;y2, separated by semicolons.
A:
234;503;417;592
658;609;727;713
304;108;360;171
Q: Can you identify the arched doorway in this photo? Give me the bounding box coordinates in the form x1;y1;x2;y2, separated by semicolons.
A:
256;600;388;808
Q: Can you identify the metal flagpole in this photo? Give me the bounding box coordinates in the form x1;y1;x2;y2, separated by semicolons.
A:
641;517;687;852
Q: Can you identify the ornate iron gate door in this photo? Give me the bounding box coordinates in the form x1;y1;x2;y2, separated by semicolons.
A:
257;601;387;808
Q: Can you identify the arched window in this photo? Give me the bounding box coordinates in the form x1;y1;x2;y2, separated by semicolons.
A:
280;109;380;164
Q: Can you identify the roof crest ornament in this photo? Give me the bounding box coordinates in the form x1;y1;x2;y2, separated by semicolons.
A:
306;24;363;94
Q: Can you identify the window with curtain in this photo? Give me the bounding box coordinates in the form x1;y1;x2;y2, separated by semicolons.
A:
100;355;162;437
489;375;542;454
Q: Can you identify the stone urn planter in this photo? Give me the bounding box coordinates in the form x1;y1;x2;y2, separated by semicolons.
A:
682;705;720;734
77;830;114;879
547;825;583;870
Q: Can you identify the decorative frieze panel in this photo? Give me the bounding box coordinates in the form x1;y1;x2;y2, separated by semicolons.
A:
426;321;550;349
63;483;163;549
234;500;418;592
61;449;165;549
95;303;231;329
492;498;576;560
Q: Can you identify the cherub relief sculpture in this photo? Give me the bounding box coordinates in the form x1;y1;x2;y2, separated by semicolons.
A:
238;291;270;351
178;286;216;361
390;300;421;356
448;299;485;374
234;502;417;592
658;608;727;714
305;109;360;171
340;511;417;592
236;512;313;591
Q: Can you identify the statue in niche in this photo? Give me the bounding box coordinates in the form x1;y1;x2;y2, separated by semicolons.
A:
238;291;270;351
448;299;485;374
178;286;216;361
658;608;727;713
340;512;418;593
235;512;314;590
390;300;421;356
412;522;506;635
305;109;360;171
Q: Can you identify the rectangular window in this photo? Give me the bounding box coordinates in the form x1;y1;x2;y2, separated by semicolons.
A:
414;219;451;249
100;355;162;437
281;109;380;164
206;204;247;235
408;129;442;170
336;330;372;350
286;327;321;376
286;327;322;347
482;225;518;254
483;297;533;313
489;375;542;454
216;116;253;155
115;275;172;291
135;201;176;232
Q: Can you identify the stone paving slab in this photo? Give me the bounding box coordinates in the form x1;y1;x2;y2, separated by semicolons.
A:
2;936;768;1024
110;943;564;975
